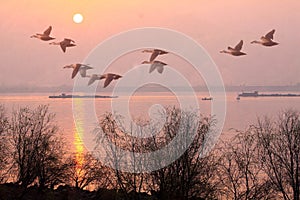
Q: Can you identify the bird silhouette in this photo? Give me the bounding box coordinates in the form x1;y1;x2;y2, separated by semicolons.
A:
142;49;168;62
87;73;122;87
251;29;279;47
220;40;246;56
142;60;167;74
30;26;55;41
63;64;93;79
50;38;76;52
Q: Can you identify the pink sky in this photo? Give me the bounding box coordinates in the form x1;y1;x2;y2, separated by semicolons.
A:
0;0;300;89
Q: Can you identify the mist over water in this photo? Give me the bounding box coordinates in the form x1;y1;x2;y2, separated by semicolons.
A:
1;92;300;152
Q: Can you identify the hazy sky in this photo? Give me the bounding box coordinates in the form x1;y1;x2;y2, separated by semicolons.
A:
1;0;300;89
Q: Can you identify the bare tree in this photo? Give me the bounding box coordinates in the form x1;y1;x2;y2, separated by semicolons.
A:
149;109;219;200
0;105;9;183
95;107;219;199
216;130;274;200
255;110;300;200
7;105;67;189
95;112;149;200
64;152;111;190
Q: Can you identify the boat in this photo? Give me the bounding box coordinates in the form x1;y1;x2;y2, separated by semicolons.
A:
238;91;300;98
49;93;118;99
238;91;259;97
202;97;213;101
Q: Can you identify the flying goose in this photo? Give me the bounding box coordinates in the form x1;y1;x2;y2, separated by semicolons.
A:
30;26;55;41
142;49;168;62
220;40;246;56
87;73;122;87
251;29;279;47
142;60;167;74
63;64;93;79
50;38;76;52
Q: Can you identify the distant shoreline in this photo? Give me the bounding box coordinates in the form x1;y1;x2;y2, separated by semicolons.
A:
1;84;300;93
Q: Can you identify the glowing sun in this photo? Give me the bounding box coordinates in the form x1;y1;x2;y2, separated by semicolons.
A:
73;13;83;24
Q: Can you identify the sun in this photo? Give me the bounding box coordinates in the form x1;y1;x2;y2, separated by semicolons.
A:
73;13;83;24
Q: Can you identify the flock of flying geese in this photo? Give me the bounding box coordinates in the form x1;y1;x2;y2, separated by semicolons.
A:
220;29;279;56
31;26;279;88
30;26;170;88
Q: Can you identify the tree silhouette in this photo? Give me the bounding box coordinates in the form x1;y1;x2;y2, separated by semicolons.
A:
149;109;219;199
94;107;219;199
65;152;111;190
8;105;67;188
255;110;300;200
217;131;274;199
0;105;9;183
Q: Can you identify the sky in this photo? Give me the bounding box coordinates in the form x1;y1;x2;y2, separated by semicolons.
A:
0;0;300;91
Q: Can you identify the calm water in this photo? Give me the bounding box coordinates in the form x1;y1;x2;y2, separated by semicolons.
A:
1;92;300;153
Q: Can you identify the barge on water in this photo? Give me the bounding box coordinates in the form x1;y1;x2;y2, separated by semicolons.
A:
238;91;300;98
49;93;118;99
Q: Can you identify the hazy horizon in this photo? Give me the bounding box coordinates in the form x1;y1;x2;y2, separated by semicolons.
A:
1;83;300;94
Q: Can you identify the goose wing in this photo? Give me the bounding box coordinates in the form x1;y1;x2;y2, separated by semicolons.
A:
261;36;271;43
43;26;52;36
154;60;167;66
64;38;75;43
88;75;98;86
149;61;167;73
227;46;236;52
79;65;92;77
265;29;275;40
150;49;168;62
113;74;122;79
234;40;243;51
79;66;90;77
60;43;67;53
103;75;114;88
150;51;160;62
149;63;157;73
71;64;81;79
79;68;87;77
156;49;168;55
156;65;164;74
61;39;76;52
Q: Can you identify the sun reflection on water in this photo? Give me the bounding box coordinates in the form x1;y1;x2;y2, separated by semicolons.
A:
74;129;84;165
73;98;85;175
